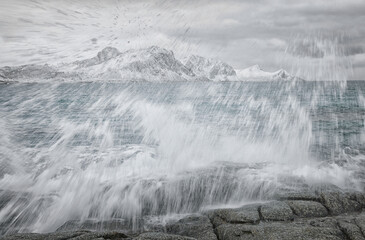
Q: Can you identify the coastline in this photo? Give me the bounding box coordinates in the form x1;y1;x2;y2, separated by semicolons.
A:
2;189;365;240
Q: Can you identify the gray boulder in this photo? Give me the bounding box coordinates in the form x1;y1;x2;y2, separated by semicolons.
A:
286;200;328;218
166;214;217;240
206;204;260;227
56;219;138;235
348;192;365;208
337;218;365;240
320;192;362;215
260;201;294;221
355;212;365;236
275;191;321;202
0;231;130;240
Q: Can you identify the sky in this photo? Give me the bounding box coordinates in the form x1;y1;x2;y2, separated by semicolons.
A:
0;0;364;79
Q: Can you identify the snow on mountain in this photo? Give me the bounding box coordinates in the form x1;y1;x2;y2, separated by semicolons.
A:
236;65;293;81
0;46;293;82
184;55;236;81
75;47;122;68
60;46;196;81
0;64;65;82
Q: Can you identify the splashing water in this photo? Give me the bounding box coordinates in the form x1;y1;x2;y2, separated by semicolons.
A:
284;32;353;82
0;34;364;234
0;80;364;234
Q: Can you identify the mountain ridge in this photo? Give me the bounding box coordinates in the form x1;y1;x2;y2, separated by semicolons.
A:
0;46;294;82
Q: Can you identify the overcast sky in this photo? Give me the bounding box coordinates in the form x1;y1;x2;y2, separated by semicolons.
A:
0;0;364;79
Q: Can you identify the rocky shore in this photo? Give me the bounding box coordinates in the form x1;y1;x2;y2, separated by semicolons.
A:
2;190;365;240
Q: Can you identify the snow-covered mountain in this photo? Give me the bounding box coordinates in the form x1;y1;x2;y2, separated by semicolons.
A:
184;55;236;81
0;64;64;81
0;46;294;82
236;65;293;81
60;46;196;81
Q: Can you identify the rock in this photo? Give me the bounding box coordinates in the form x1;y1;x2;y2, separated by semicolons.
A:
67;231;130;240
348;192;365;208
308;217;338;228
166;214;217;240
0;231;130;240
0;233;47;240
56;220;81;232
355;212;365;236
260;201;294;221
216;224;262;240
286;200;328;218
135;232;196;240
56;219;139;235
275;191;321;202
206;204;260;227
320;192;362;215
216;222;345;240
337;219;365;240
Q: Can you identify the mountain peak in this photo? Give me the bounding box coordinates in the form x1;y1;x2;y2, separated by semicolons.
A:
185;55;236;81
145;45;172;55
248;64;262;71
236;65;293;80
0;45;292;82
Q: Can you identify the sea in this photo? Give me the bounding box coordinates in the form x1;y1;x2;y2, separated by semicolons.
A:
0;80;364;233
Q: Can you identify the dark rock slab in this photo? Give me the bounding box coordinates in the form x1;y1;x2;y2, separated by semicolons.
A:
286;200;328;218
337;219;365;240
205;204;260;227
0;233;48;240
56;219;137;234
135;232;196;240
67;231;130;240
216;222;345;240
260;201;294;221
166;214;217;240
0;231;130;240
320;192;362;215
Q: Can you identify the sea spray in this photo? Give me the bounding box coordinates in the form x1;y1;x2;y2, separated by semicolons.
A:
1;78;364;234
0;33;363;235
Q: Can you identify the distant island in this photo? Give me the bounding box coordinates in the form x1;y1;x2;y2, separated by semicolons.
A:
0;46;294;82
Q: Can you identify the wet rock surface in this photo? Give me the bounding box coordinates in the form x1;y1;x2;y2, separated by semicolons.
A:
320;191;362;215
56;219;136;234
274;191;321;202
135;232;195;240
260;201;294;221
205;204;260;227
216;222;346;240
166;215;217;240
286;200;328;218
1;190;365;240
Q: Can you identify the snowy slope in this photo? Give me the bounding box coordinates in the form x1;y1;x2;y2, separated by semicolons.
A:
0;46;294;82
60;46;196;81
236;65;293;81
184;55;236;81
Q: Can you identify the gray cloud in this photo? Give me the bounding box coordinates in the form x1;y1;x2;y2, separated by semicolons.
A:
0;0;364;79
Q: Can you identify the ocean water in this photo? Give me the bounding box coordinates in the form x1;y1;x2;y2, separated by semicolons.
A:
0;80;364;233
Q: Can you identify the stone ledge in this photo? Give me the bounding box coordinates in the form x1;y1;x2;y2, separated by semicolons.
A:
1;190;365;240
